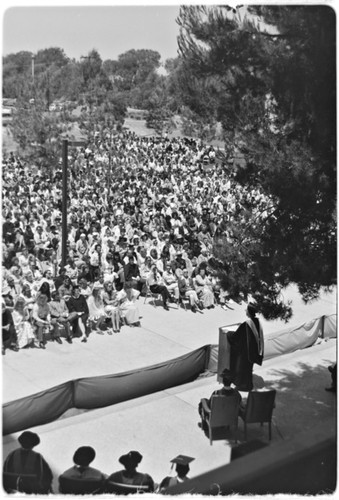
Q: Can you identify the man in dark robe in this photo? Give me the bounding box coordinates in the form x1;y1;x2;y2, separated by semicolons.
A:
227;303;264;392
3;431;53;494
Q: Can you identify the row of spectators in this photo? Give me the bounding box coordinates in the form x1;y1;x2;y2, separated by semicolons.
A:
2;244;229;353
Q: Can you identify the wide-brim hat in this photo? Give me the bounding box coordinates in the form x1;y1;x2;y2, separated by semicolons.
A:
73;446;96;466
18;431;40;449
119;451;142;467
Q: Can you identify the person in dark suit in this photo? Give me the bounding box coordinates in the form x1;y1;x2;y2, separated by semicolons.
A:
3;431;53;494
123;255;142;292
2;298;19;355
67;285;89;342
147;266;171;310
3;215;15;244
227;303;264;392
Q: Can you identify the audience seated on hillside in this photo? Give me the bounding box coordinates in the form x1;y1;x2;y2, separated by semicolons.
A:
2;131;274;351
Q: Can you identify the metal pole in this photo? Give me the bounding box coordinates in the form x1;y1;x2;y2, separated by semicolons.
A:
62;139;68;267
108;149;111;203
320;315;326;339
31;55;35;84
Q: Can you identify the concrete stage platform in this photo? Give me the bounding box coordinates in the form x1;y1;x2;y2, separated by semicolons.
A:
2;338;336;494
2;285;337;494
2;284;336;403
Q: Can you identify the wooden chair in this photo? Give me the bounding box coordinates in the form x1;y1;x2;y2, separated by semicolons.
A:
105;480;151;495
143;282;159;307
200;394;240;445
58;475;105;494
239;390;277;441
178;290;190;311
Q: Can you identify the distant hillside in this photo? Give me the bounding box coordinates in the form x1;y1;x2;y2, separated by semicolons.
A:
124;113;225;148
2;111;225;154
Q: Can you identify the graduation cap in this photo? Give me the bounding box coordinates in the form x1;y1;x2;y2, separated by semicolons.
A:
170;455;195;469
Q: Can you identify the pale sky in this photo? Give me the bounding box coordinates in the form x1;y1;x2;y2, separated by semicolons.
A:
2;1;334;64
2;3;182;63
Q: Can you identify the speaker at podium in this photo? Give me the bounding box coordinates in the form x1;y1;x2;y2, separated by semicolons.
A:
217;325;265;389
217;324;240;383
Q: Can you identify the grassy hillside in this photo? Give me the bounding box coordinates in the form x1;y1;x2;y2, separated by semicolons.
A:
2;113;225;154
2;126;18;153
124;115;224;148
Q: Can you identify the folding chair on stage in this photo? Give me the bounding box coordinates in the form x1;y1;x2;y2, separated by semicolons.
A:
200;394;240;445
239;390;277;441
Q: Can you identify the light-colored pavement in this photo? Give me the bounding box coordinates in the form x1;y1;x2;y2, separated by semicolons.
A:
2;285;337;494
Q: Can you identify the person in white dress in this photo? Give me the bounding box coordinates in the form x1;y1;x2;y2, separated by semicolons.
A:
103;281;121;333
12;297;35;348
117;285;141;327
87;284;109;334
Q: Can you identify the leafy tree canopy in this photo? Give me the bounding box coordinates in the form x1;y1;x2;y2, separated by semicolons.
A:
177;5;336;320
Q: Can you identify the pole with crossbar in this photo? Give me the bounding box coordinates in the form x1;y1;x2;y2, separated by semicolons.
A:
62;139;68;267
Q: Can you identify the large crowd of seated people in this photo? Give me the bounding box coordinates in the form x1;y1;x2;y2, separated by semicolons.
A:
2;131;274;353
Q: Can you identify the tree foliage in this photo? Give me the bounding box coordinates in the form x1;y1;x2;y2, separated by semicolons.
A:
177;5;336;319
102;49;162;108
10;90;73;169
